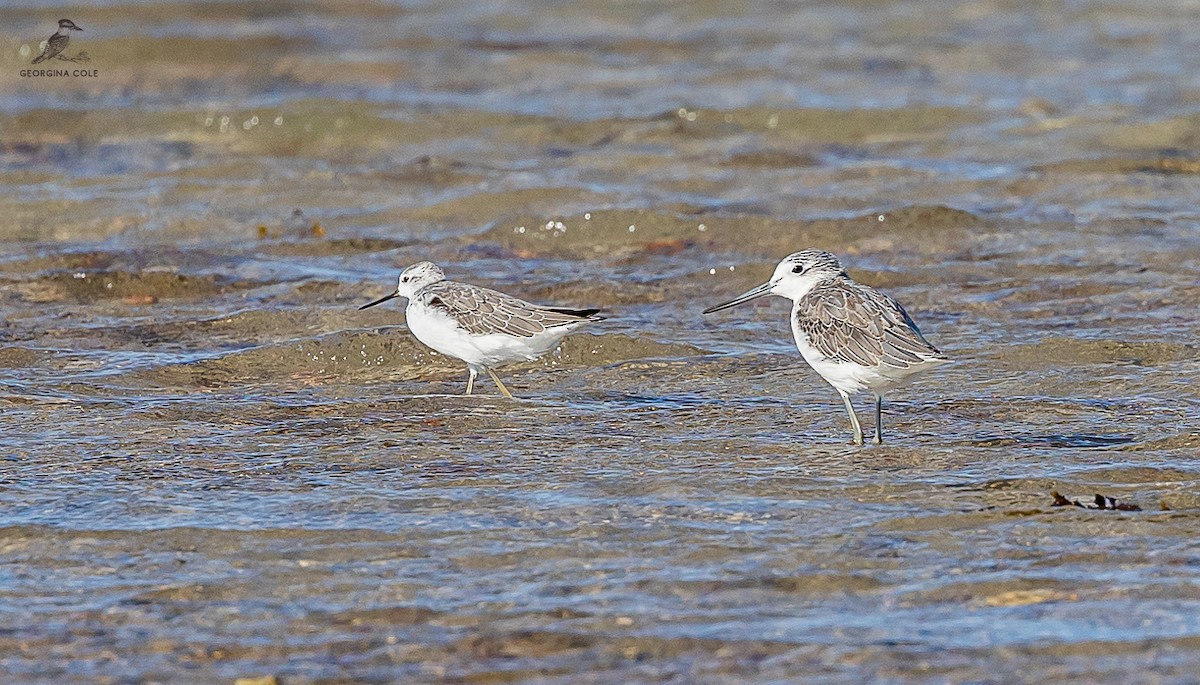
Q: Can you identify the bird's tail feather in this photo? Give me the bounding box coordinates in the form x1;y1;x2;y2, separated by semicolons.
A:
545;307;605;321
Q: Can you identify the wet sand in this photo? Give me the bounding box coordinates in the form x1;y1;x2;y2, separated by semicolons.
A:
2;0;1200;683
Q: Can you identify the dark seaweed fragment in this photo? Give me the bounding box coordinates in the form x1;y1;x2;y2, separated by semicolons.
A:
1050;491;1142;511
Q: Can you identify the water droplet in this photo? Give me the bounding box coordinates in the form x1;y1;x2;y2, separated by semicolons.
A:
628;224;636;233
274;116;283;126
878;214;886;222
767;114;779;129
584;212;592;220
697;223;707;232
709;268;717;275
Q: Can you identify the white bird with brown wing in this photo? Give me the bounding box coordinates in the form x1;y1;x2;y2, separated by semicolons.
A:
359;261;604;397
704;250;949;445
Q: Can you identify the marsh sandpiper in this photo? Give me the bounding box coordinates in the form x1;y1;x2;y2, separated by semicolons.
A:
704;250;949;445
360;261;604;397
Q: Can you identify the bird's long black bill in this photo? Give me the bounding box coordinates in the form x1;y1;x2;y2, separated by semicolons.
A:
702;281;773;314
359;292;399;310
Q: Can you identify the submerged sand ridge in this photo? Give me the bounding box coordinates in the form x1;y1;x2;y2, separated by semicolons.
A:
477;205;981;260
129;331;708;389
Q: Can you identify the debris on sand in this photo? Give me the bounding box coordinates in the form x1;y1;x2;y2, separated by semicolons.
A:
1050;491;1142;511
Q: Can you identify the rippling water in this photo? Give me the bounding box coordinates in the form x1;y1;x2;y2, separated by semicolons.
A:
2;1;1200;683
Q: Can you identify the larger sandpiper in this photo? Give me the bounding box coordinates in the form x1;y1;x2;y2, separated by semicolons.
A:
359;261;604;397
704;249;949;445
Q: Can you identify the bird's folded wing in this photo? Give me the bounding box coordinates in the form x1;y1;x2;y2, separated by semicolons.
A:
421;282;590;338
45;34;68;58
33;35;67;63
795;281;943;368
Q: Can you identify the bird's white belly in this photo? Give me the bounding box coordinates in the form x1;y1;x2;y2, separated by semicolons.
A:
790;322;892;396
405;304;573;367
790;328;940;397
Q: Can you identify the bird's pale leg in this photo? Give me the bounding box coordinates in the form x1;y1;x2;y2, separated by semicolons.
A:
873;394;883;445
485;367;514;399
839;391;864;445
465;366;478;396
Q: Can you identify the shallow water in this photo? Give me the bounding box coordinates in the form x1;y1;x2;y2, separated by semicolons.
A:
2;1;1200;683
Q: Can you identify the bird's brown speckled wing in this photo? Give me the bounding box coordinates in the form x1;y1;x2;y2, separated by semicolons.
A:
419;281;599;338
794;279;945;368
32;34;69;63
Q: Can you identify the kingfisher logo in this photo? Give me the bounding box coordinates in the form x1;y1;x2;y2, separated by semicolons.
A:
19;18;98;77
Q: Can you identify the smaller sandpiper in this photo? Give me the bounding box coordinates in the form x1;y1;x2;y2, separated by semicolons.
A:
359;262;604;397
704;249;949;445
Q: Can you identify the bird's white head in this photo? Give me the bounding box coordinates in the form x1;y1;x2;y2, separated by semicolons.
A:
395;261;445;298
359;261;445;310
766;250;846;299
703;249;846;313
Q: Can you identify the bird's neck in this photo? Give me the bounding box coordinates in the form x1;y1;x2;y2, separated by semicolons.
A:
777;273;839;303
403;279;442;299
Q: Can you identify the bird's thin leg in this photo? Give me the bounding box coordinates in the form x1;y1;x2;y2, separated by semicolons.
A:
839;391;863;445
873;394;883;445
465;366;477;396
485;367;514;399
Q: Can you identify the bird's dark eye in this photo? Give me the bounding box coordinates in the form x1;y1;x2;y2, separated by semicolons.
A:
792;265;804;274
401;276;409;282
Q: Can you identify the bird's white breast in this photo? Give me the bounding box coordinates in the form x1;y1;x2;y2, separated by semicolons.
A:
405;301;577;367
404;302;487;364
